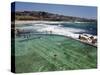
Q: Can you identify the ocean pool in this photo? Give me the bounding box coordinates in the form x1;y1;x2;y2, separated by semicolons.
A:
15;34;97;73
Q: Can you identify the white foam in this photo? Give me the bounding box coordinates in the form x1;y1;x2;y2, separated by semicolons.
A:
33;23;85;39
16;21;97;39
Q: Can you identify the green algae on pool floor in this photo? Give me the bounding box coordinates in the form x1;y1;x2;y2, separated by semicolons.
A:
15;34;97;73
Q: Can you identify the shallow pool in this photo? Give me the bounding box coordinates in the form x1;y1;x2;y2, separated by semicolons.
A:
15;34;97;73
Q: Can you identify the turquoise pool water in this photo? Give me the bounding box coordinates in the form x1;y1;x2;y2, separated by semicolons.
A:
15;34;97;73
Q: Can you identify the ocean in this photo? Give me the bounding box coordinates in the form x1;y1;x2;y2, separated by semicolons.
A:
61;22;97;35
16;22;97;39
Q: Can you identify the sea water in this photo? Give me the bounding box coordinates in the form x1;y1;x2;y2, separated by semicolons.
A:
15;22;97;39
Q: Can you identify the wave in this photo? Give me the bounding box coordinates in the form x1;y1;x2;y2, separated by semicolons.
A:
16;22;97;39
32;23;86;38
